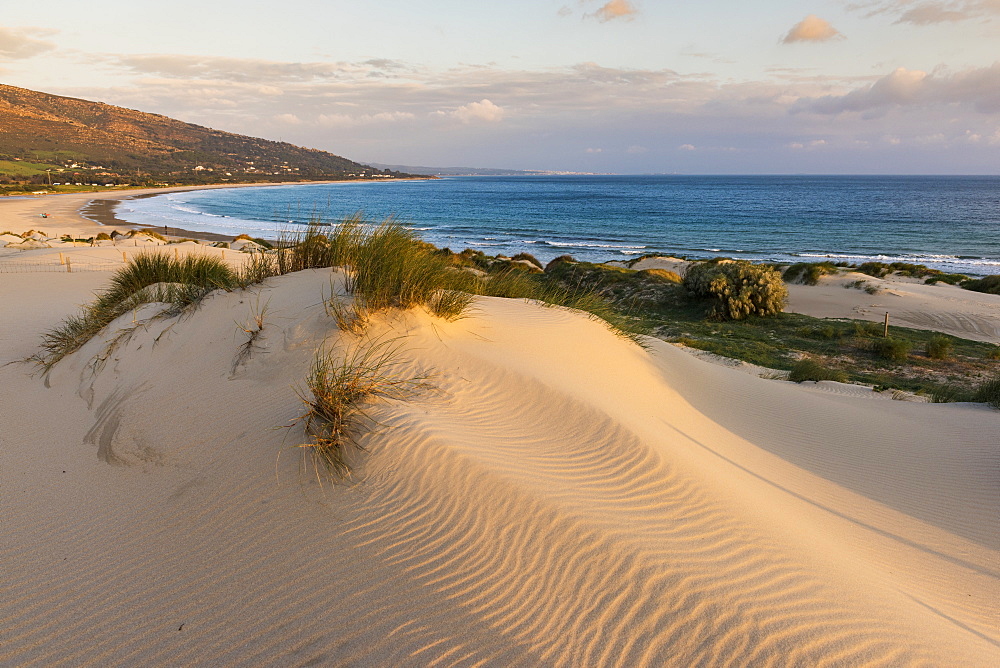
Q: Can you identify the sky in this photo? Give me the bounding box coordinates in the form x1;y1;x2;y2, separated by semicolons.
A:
1;1;999;174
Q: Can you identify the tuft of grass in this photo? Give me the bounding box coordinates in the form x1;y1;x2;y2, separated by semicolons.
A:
973;376;1000;409
36;252;238;370
930;384;974;404
788;358;848;383
783;261;838;285
233;298;269;372
294;338;424;479
925;334;953;360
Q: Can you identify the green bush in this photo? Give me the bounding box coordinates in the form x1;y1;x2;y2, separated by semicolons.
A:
683;260;788;321
925;335;953;360
788;358;847;383
962;275;1000;295
869;336;912;363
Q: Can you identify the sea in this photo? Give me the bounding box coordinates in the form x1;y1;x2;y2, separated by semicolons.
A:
111;175;1000;275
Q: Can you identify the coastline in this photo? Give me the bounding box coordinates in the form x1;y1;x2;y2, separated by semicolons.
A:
0;178;427;244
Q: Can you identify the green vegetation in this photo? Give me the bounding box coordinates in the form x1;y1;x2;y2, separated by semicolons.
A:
36;252;239;370
783;261;838;286
925;335;953;360
788;358;848;383
682;260;788;321
962;275;1000;296
973;376;1000;409
0;159;60;178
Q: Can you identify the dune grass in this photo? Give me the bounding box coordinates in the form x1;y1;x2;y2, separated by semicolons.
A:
788;358;848;383
36;252;240;370
294;338;424;479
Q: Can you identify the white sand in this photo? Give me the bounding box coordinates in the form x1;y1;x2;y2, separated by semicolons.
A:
1;247;997;666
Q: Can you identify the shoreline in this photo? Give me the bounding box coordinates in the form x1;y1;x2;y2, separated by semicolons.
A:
0;178;429;244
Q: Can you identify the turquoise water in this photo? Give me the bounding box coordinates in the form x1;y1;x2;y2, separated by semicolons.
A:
113;175;1000;274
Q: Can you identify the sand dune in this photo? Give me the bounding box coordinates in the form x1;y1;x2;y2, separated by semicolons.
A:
1;259;997;666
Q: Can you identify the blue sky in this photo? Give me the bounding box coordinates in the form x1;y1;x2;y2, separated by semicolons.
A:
2;1;999;173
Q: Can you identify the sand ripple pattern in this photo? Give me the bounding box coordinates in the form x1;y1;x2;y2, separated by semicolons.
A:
2;273;997;666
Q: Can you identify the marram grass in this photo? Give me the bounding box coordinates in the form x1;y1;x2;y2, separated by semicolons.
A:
294;338;425;480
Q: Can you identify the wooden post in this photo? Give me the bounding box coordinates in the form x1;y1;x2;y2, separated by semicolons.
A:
122;251;127;263
175;248;179;261
59;252;65;265
222;250;225;260
884;312;890;338
66;258;72;273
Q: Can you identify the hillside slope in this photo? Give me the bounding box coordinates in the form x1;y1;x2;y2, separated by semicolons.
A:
0;84;401;183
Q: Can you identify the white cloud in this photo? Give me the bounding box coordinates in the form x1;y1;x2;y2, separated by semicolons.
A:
585;147;603;153
782;15;844;43
452;99;505;123
0;26;56;59
678;144;696;151
850;0;1000;24
274;113;300;124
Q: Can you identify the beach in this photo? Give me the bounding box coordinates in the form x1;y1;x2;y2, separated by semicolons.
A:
1;193;998;665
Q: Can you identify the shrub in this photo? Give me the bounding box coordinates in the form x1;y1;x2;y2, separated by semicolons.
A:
682;260;788;321
973;376;1000;409
987;347;1000;361
868;336;912;363
788;358;847;383
783;261;837;285
925;335;953;360
96;232;112;241
962;275;1000;296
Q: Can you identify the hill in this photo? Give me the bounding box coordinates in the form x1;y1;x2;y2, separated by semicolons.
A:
0;83;410;186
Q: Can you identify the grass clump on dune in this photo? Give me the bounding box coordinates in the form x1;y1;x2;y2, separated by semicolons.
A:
788;358;848;383
973;376;1000;409
962;275;1000;296
783;261;838;286
36;252;239;370
294;338;423;479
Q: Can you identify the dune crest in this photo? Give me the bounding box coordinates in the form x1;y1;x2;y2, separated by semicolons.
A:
1;268;997;666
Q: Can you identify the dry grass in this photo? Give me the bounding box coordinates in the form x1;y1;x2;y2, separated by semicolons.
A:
233;297;270;372
293;337;425;480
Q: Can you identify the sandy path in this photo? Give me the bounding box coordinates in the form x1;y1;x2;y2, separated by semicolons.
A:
1;266;996;666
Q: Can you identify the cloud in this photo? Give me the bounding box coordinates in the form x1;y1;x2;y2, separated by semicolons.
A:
108;53;414;82
590;1;638;23
626;145;649;153
585;147;603;153
678;144;696;151
557;5;573;18
0;26;56;59
782;15;844;43
452;99;505;123
849;0;1000;24
797;64;1000;114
